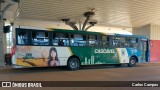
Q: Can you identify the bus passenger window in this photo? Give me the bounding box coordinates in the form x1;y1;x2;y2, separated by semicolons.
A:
129;38;138;48
112;37;120;47
112;37;127;47
53;33;69;46
70;34;86;46
52;33;58;45
101;36;109;47
88;35;97;46
17;30;28;45
58;39;64;46
32;31;49;45
119;37;128;47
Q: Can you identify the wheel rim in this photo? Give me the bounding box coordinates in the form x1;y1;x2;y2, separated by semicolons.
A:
70;60;78;69
131;59;135;65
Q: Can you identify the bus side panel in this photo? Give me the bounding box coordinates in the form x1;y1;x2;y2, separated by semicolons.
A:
14;46;72;67
126;48;141;62
116;48;129;63
126;48;149;63
70;47;120;65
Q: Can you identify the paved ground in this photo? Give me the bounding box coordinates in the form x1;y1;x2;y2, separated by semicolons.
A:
0;63;160;90
0;60;5;67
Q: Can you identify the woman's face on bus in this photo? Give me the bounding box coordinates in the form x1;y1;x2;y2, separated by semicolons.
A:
50;50;56;58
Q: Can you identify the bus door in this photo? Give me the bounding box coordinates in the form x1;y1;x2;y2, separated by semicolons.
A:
139;38;149;62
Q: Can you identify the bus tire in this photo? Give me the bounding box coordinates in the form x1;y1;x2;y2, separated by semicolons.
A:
67;58;80;70
128;57;136;67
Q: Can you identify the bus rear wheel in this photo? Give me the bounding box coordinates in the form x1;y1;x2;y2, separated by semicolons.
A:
67;58;80;70
128;57;136;67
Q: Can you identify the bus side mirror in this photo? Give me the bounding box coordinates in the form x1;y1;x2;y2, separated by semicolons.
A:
4;26;11;33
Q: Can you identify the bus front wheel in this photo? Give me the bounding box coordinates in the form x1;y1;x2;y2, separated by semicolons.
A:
128;57;136;67
67;58;80;70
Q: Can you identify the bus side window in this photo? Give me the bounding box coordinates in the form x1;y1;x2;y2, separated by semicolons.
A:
88;35;98;46
64;34;70;46
53;33;69;46
112;37;128;47
52;33;58;45
70;34;86;46
112;37;120;47
119;37;128;47
129;38;138;48
58;39;64;46
32;31;49;45
17;30;28;45
101;35;109;47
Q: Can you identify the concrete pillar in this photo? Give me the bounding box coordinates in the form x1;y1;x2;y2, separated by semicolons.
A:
0;4;5;66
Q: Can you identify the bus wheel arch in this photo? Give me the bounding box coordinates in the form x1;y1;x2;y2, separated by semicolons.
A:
131;55;138;62
67;55;81;70
128;56;138;67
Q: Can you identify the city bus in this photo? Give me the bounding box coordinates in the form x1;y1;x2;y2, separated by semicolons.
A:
11;28;150;70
